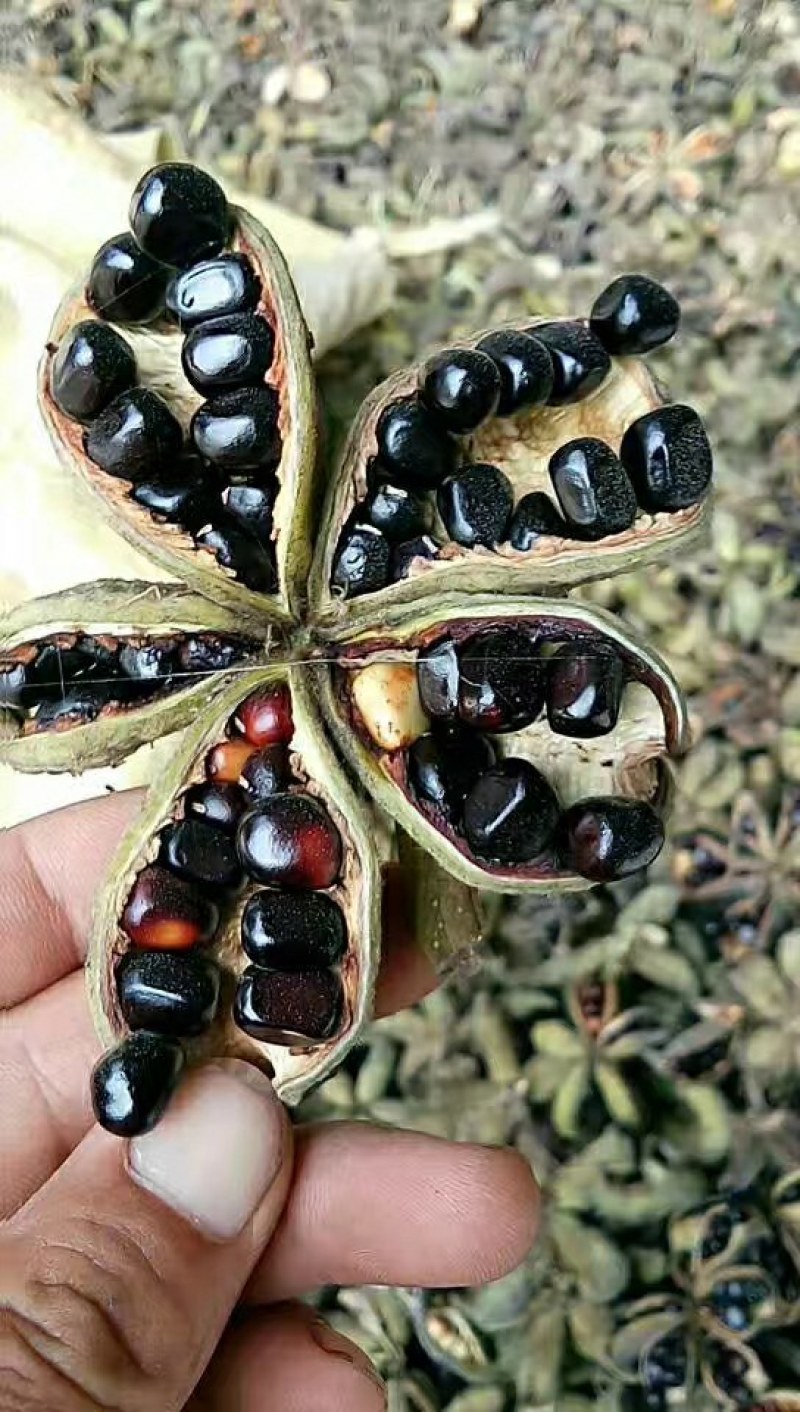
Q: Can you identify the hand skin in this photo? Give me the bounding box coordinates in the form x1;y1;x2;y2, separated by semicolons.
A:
0;791;539;1411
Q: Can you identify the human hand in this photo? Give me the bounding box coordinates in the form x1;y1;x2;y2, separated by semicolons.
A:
0;791;538;1410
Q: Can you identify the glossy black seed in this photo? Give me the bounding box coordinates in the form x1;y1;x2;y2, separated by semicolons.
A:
191;386;280;472
117;950;220;1037
242;891;347;970
0;659;27;710
458;628;544;732
332;524;390;598
642;1332;688;1395
223;482;277;544
590;274;680;356
438;462;513;548
161;817;243;890
475;330;553;415
131;455;217;525
32;682;118;729
166;253;261;327
361;480;428;543
408;725;496;820
234;966;342;1044
182;313;274;395
25;641;115;702
463;759;560;865
558;797;665;882
85;387;183;482
419;347;502;433
241;745;292;799
508;492;568;550
91;1032;184;1137
87;232;169;324
531;321;611;405
374;397;457;490
50;321;137;423
550;437;637;539
391;534;439;581
417;639;460;720
129;162;230;268
546;642;625;738
195;517;278;593
119;639;179;682
178;634;253;676
620;404;713;513
184;781;248;832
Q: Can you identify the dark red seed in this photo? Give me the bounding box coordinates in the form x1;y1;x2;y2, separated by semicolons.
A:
458;629;545;732
207;738;257;783
546;642;625;738
234;966;343;1044
241;745;292;799
184;781;248;832
160;817;243;890
237;794;343;889
558;797;665;882
122;864;220;950
234;685;294;747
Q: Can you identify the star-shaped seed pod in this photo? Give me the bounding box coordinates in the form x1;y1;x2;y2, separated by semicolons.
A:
0;162;713;1137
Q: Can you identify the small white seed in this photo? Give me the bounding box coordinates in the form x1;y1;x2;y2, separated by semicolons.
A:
351;662;430;752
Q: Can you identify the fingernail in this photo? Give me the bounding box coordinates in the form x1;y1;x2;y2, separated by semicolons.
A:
128;1060;285;1240
308;1318;387;1403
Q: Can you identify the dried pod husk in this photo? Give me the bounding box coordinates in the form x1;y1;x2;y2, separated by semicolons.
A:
87;667;380;1106
0;579;266;772
310;317;712;628
318;595;687;894
39;207;317;623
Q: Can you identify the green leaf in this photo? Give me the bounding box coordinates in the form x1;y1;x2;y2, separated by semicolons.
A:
778;930;800;988
552;1061;592;1141
730;955;787;1020
631;941;700;997
619;883;681;927
526;1054;573;1104
530;1019;585;1059
742;1025;793;1078
595;1061;642;1130
568;1300;614;1363
665;1082;731;1166
551;1213;630;1302
520;1301;566;1404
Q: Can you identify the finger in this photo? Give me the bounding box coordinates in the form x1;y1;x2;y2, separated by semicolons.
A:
2;794;436;1013
192;1305;385;1412
0;1061;293;1412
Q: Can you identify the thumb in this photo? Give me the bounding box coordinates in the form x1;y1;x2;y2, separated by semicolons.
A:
0;1060;292;1411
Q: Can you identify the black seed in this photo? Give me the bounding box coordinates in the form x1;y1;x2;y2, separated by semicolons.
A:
458;628;544;732
32;683;117;729
84;387;183;482
438;462;513;548
408;725;496;820
223;482;277;544
242;891;347;970
590;274;680;355
643;1332;688;1393
234;966;342;1044
91;1032;184;1137
160;816;243;890
418;638;460;720
129;162;230;268
119;639;179;683
374;397;457;490
25;641;115;702
361;479;428;543
508;492;568;550
191;386;281;472
332;523;390;598
475;329;553;415
0;659;27;710
419;347;502;433
531;321;611;404
546;642;625;738
195;517;278;593
50;320;137;423
166;253;262;327
391;534;439;581
184;781;247;832
177;634;252;675
87;232;169;324
463;759;560;865
131;455;218;525
117;949;220;1036
620;404;713;513
241;745;292;799
182;313;274;395
558;797;665;881
550;437;637;539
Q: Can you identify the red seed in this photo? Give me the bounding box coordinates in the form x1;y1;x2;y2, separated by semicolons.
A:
234;965;342;1043
235;685;293;748
237;794;343;889
122;864;219;950
206;738;256;783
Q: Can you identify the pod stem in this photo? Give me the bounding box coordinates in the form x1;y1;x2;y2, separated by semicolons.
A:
395;830;490;979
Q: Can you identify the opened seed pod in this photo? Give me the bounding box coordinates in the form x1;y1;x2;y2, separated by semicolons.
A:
11;161;711;1136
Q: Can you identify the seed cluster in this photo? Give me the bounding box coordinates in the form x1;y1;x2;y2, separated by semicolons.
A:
49;164;283;593
91;681;350;1137
0;631;255;733
331;275;712;597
